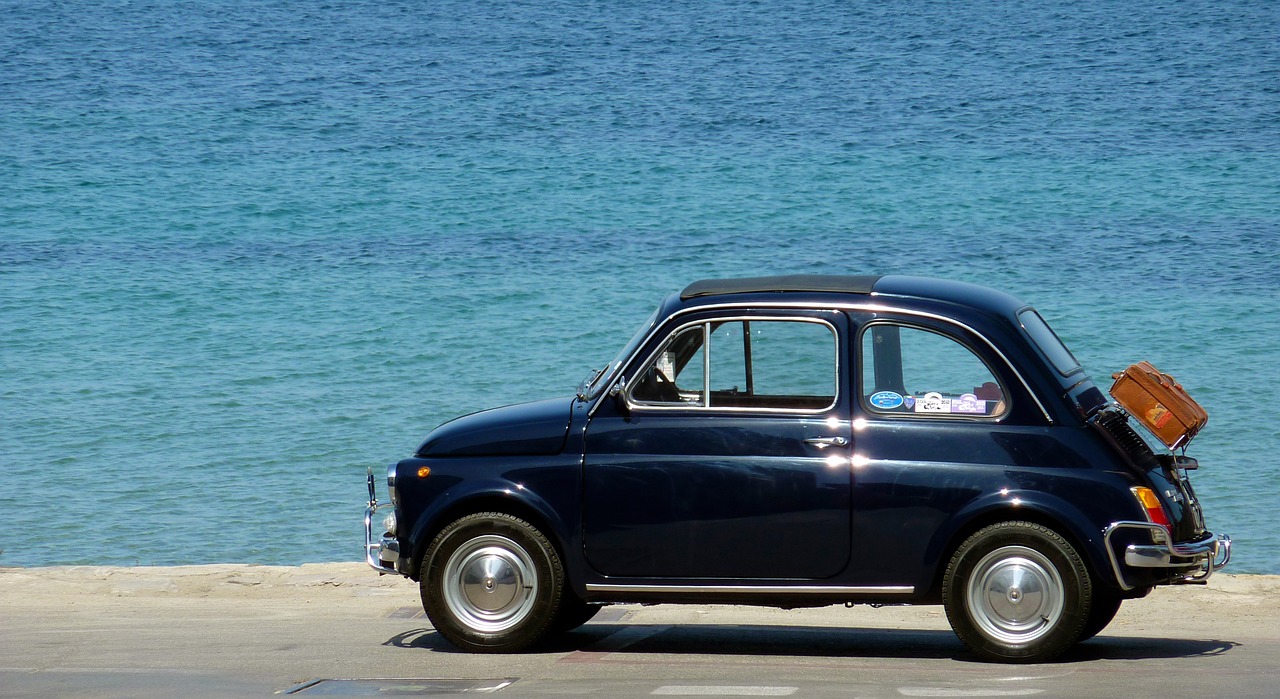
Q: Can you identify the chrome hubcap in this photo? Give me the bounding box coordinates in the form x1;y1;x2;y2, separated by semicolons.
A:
967;545;1064;644
441;535;537;633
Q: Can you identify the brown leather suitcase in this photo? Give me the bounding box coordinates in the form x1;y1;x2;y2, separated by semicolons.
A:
1109;361;1208;449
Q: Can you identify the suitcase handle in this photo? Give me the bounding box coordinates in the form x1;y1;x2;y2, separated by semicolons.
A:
1145;368;1182;391
1111;365;1182;391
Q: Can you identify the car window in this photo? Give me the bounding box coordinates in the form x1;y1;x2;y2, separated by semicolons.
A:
861;323;1007;418
1019;309;1082;377
631;318;836;412
631;324;706;405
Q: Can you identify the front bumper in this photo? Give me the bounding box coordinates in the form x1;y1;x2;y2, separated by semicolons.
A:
1104;521;1232;591
364;500;400;574
364;467;403;575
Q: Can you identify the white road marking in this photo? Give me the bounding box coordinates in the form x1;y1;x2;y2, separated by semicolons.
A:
898;689;1045;697
991;673;1071;682
652;687;798;697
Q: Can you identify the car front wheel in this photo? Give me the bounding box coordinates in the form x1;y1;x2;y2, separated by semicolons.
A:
942;521;1092;663
421;512;564;652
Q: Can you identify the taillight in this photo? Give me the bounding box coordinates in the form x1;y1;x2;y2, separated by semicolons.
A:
1132;486;1171;541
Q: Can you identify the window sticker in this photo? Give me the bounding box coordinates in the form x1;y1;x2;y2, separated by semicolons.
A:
903;395;916;410
869;391;905;410
915;392;952;413
951;393;988;414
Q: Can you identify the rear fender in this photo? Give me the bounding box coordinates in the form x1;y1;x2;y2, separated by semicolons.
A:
926;489;1113;595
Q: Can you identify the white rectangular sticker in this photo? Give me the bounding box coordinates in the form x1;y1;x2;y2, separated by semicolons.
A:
915;392;952;413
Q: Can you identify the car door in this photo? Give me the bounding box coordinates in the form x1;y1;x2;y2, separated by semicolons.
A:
846;311;1064;588
582;310;852;580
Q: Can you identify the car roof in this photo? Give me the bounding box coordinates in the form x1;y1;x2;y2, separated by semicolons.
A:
680;274;882;299
678;274;1029;318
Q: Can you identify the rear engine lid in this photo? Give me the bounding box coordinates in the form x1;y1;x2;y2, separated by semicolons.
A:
1091;407;1206;540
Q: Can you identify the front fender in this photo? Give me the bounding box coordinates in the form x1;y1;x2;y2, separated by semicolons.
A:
406;475;574;580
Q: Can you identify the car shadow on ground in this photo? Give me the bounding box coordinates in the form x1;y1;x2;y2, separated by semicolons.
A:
383;623;1237;662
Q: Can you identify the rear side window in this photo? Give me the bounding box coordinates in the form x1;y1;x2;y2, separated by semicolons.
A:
1019;309;1082;377
861;324;1007;418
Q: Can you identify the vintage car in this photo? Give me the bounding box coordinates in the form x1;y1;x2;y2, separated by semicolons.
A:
364;275;1230;662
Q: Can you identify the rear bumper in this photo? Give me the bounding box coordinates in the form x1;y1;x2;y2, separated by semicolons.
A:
1104;521;1231;591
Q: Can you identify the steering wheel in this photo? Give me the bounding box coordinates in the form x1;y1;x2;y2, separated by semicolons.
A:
648;367;681;402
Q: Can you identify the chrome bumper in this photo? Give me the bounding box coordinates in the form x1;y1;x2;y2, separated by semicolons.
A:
364;468;402;575
364;501;400;574
1104;521;1232;591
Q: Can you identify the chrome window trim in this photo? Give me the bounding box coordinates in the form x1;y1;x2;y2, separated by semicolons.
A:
624;315;840;415
856;319;1013;422
590;300;1052;424
701;321;712;407
585;583;914;595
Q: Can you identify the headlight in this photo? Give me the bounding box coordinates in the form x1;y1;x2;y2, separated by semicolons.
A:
383;511;398;536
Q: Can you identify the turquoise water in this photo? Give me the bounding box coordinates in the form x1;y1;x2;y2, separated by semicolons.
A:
2;0;1277;572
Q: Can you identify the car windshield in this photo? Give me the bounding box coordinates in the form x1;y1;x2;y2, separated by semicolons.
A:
578;306;661;401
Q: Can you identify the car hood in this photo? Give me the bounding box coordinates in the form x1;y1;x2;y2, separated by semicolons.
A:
415;397;574;457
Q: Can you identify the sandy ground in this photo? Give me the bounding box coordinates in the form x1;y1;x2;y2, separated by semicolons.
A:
1;564;1277;697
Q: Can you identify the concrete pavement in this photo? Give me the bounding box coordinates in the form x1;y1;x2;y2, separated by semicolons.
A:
1;564;1275;698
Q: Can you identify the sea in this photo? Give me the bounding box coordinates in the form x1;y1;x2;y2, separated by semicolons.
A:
2;0;1277;574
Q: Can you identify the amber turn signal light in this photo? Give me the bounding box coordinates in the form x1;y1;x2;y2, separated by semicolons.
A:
1132;486;1171;530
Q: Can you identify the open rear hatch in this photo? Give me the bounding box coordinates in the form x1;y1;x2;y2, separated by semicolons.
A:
1089;362;1210;542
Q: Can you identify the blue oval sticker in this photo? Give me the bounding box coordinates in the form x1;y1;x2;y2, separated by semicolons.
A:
869;391;905;410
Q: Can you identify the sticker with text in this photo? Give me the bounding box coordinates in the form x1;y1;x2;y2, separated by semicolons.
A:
869;391;905;410
915;392;951;413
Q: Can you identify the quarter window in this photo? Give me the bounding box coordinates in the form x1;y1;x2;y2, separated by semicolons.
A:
631;319;836;411
1019;309;1082;377
861;324;1007;417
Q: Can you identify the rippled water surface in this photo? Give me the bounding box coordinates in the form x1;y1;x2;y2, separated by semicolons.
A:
2;0;1277;572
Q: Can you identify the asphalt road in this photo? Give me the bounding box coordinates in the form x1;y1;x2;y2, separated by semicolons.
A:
1;566;1274;698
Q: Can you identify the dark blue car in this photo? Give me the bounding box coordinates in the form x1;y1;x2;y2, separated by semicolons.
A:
364;275;1230;662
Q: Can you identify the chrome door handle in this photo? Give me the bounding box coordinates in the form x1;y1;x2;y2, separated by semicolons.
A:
803;436;848;449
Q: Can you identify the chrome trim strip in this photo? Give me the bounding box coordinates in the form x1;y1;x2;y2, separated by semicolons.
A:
585;583;914;595
702;321;712;407
1103;521;1230;591
590;300;1052;424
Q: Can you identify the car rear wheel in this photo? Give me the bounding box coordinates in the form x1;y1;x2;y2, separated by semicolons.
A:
421;512;564;652
943;521;1092;663
1078;592;1123;641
